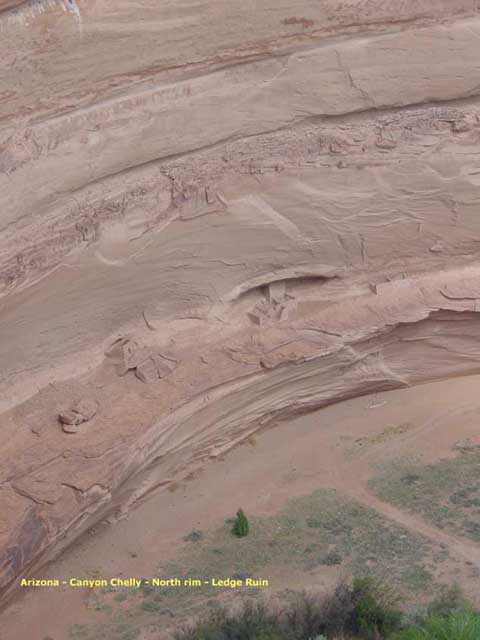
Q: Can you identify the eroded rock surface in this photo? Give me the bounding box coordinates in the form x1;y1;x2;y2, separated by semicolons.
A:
58;398;98;432
2;0;480;605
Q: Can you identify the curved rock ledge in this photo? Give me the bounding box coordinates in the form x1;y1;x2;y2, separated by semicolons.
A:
2;0;480;607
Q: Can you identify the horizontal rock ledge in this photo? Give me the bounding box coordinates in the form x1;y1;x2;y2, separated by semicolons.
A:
3;16;480;255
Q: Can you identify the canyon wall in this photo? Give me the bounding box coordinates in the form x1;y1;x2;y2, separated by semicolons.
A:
2;0;480;604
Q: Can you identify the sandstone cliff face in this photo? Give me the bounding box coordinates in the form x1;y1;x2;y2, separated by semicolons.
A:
2;0;480;604
0;1;24;9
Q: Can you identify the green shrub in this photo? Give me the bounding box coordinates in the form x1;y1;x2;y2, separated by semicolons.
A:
183;529;204;543
395;609;480;640
320;549;342;566
174;601;281;640
350;576;403;639
232;509;249;537
318;581;356;636
173;578;476;640
427;585;469;618
284;592;331;639
402;585;470;629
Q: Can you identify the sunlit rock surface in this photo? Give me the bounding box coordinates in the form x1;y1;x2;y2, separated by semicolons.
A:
2;0;480;603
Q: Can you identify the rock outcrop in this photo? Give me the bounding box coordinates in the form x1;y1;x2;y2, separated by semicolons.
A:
58;398;98;432
2;0;480;605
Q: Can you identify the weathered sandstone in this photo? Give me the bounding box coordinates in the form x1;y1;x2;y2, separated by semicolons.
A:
2;0;480;605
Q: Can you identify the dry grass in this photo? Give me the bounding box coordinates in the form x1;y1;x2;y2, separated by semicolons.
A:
370;451;480;542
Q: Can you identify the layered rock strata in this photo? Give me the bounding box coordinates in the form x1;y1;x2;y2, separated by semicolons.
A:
2;0;480;604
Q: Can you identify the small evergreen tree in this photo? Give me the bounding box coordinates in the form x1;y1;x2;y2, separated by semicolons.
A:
232;508;249;537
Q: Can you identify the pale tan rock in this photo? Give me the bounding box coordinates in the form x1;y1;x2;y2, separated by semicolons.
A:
105;337;139;376
135;355;177;384
58;398;98;432
3;0;480;609
267;281;287;305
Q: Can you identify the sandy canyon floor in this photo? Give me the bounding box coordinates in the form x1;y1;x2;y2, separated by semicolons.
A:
2;1;480;638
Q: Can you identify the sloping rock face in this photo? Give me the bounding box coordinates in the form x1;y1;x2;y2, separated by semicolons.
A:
2;0;480;604
0;1;24;9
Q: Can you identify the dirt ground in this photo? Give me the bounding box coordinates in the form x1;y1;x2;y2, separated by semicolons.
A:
3;375;480;640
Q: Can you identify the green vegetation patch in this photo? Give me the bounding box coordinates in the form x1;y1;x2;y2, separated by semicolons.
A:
162;489;437;599
370;452;480;542
174;578;480;640
70;489;445;639
396;609;480;640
